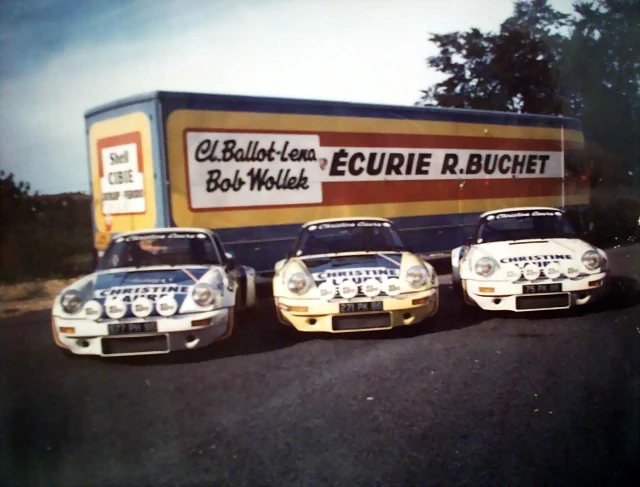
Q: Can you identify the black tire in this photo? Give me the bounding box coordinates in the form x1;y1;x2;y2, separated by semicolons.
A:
452;279;465;301
59;348;80;359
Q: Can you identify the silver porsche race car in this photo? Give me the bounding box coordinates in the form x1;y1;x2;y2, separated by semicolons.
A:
51;227;256;357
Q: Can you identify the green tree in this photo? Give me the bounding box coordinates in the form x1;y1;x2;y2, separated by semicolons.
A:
0;172;93;282
416;0;640;243
563;0;640;188
0;170;41;236
417;0;639;187
417;0;571;114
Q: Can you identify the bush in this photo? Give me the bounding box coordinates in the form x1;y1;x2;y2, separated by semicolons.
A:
0;172;94;283
588;186;640;248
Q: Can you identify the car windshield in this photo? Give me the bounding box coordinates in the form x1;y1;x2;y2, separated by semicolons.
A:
476;209;578;243
97;231;221;270
293;220;405;256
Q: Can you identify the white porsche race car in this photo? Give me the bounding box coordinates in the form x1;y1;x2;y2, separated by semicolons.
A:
272;217;439;333
52;228;256;357
451;207;610;312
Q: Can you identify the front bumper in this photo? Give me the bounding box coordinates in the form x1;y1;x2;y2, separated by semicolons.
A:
463;271;610;312
52;308;232;357
274;288;439;333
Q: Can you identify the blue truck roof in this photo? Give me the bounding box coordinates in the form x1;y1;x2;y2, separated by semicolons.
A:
83;90;582;130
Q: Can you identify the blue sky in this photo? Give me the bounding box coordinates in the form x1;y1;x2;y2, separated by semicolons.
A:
0;0;576;194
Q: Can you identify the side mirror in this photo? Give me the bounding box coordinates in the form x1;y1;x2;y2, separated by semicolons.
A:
274;260;284;273
286;248;301;259
224;251;236;271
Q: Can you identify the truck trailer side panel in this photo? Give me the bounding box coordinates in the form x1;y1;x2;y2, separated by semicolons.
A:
159;92;587;273
85;91;588;274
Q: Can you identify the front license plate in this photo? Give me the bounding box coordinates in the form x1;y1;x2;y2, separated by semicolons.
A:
339;301;383;314
108;322;158;335
523;283;562;294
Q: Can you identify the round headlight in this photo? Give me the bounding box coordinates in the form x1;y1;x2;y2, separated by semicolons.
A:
522;263;541;281
405;265;428;289
287;272;312;295
83;300;103;320
338;279;359;299
474;257;497;277
317;281;336;301
560;260;581;278
361;278;382;297
104;297;127;319
61;290;84;314
156;295;178;317
543;262;562;279
192;283;215;307
502;263;521;282
132;296;154;317
383;277;402;296
581;250;600;271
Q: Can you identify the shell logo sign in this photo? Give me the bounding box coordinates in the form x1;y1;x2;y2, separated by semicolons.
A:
98;134;146;216
88;111;157;233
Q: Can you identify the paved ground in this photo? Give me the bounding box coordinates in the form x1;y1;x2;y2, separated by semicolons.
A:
1;246;639;487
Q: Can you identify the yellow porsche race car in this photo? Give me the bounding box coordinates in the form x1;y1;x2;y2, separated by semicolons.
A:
272;217;439;333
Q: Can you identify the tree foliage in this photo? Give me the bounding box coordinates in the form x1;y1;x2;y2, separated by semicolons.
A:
0;169;41;232
420;0;572;114
564;0;640;184
0;171;93;282
417;0;640;188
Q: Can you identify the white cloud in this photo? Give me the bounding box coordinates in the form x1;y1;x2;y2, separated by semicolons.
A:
0;0;524;193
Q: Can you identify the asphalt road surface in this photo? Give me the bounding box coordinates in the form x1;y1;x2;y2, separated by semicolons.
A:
2;245;639;487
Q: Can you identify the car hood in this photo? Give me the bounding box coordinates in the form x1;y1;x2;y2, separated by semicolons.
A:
474;238;592;266
92;266;211;303
300;252;403;285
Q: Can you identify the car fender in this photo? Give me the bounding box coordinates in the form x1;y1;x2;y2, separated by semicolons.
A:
451;245;468;283
274;258;287;274
240;265;257;308
422;259;439;288
52;274;97;317
272;258;314;298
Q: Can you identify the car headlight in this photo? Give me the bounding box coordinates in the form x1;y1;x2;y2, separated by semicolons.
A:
405;265;428;289
60;290;84;314
581;250;601;271
192;283;215;307
475;257;497;277
287;272;312;295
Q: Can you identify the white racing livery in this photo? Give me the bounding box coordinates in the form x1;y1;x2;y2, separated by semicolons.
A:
52;228;256;357
272;217;439;333
451;207;610;312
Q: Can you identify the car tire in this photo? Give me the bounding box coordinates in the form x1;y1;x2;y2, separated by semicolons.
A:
453;279;474;306
237;301;259;324
60;348;79;359
452;280;465;301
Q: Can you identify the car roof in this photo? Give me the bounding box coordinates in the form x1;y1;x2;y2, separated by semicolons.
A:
480;206;564;218
111;227;215;238
301;216;392;228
